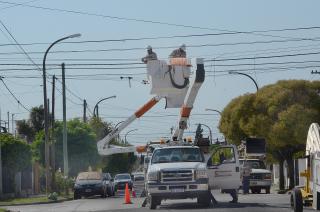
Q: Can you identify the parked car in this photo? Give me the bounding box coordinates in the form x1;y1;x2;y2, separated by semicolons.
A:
103;172;115;196
114;173;133;191
74;172;107;199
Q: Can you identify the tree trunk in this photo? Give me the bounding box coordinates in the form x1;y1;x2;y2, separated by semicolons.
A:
286;157;295;189
279;159;285;190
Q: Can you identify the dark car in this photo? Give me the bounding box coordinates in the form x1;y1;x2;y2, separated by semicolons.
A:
74;172;107;199
103;172;115;196
114;173;133;191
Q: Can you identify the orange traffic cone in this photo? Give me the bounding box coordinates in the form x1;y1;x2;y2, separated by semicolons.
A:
124;183;132;204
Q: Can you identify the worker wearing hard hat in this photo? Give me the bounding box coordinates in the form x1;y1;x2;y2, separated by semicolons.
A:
141;45;158;64
169;44;187;58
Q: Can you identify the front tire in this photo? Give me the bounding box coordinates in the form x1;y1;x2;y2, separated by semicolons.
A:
197;193;211;207
266;187;271;194
291;188;303;212
149;195;160;209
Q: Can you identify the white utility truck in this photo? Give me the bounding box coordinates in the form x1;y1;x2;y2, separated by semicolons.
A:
96;55;241;209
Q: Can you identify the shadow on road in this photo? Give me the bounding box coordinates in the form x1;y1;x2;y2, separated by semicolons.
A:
158;201;291;210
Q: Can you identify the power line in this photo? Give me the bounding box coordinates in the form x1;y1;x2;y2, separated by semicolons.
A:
0;76;30;111
2;36;320;56
0;0;311;40
1;26;320;47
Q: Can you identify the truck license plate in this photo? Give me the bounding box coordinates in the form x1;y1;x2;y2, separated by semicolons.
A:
85;189;92;192
171;188;184;193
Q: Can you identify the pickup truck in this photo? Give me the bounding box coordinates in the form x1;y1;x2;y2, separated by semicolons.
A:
239;159;272;194
146;145;241;209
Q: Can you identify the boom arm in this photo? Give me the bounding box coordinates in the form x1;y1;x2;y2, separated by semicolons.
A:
97;96;162;155
172;58;205;143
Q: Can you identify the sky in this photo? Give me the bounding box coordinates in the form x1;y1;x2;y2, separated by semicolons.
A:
0;0;320;146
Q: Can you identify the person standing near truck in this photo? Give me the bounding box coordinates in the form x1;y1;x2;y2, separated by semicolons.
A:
242;161;251;194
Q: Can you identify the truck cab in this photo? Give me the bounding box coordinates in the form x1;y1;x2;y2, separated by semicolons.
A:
146;144;241;209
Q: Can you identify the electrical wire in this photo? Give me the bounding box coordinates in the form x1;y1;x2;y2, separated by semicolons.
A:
2;36;320;56
1;26;320;47
0;77;30;111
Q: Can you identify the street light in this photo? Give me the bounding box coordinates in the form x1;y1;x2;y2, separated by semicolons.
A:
205;108;222;116
229;71;259;91
195;123;212;144
124;129;138;144
42;33;81;193
93;95;116;118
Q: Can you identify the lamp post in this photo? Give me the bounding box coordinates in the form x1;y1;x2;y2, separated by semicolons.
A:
93;95;116;118
124;129;138;144
42;33;81;193
205;108;222;116
229;71;259;91
196;123;212;144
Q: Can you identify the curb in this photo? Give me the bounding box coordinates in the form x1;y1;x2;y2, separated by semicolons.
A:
1;197;73;207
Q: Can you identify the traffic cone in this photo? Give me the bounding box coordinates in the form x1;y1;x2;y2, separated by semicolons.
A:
124;183;132;204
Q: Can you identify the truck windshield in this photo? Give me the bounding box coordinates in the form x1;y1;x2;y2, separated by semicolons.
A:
151;148;203;164
241;160;266;169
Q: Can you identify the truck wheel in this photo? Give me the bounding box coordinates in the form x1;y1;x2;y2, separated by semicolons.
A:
197;194;211;207
291;188;303;212
74;192;80;200
149;196;159;209
266;187;271;194
251;188;256;194
256;188;261;194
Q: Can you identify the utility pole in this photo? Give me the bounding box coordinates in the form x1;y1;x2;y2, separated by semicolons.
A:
51;75;56;190
83;99;87;123
62;63;68;177
7;111;9;133
11;113;14;137
0;107;2;198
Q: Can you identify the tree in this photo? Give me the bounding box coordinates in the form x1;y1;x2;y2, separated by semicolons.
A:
33;119;101;177
16;105;45;143
0;133;32;173
219;80;320;190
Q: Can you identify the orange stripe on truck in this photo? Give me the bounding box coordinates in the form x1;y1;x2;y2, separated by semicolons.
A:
181;106;192;117
135;98;159;118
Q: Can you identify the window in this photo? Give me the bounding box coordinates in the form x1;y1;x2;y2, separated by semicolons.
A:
209;147;235;166
151;148;204;164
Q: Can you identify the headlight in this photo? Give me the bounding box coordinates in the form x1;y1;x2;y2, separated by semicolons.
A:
148;172;159;181
264;173;272;180
74;183;82;188
195;170;207;179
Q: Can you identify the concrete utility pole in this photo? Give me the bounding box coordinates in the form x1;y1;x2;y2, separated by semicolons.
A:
62;63;68;177
0;107;2;197
83;99;87;123
11;113;14;137
7;111;9;133
51;75;56;190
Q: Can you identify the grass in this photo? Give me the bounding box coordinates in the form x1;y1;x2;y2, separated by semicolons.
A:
0;209;7;212
0;193;73;206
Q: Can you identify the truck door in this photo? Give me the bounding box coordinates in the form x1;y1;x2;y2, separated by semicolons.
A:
207;146;241;190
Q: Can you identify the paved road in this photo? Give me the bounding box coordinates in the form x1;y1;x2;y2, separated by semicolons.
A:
5;190;314;212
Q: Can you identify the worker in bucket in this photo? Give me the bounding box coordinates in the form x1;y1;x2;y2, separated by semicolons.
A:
169;44;186;58
141;45;158;63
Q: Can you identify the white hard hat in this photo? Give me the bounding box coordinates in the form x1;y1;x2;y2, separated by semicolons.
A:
147;45;152;50
180;44;186;51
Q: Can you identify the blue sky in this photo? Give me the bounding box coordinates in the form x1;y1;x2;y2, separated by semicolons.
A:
0;0;320;145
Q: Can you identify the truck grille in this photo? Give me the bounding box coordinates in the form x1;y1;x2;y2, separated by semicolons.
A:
250;173;264;180
161;170;193;182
